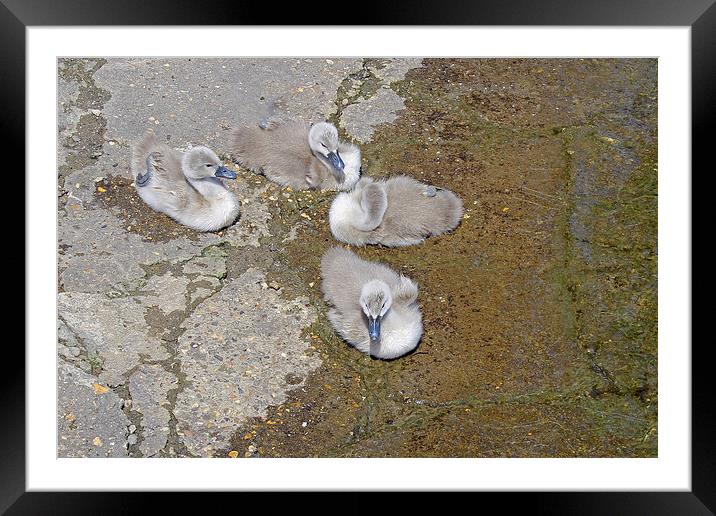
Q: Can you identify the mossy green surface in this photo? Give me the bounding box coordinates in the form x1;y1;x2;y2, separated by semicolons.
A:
226;59;658;457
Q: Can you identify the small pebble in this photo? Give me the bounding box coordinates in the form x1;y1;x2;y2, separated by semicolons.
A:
129;424;136;434
127;435;138;445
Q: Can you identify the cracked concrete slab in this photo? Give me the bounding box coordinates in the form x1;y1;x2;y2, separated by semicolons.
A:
58;362;130;457
58;292;169;385
94;58;364;150
141;272;191;315
128;364;178;457
188;275;222;306
370;58;423;85
182;255;227;279
59;207;197;294
174;268;320;457
338;58;422;143
340;87;409;143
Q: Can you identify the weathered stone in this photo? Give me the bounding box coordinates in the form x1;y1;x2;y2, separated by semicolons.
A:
58;207;200;294
182;255;227;279
58;292;169;384
189;287;215;305
141;272;190;315
340;88;408;143
128;364;178;457
94;58;364;147
174;268;320;457
57;362;130;457
370;58;423;85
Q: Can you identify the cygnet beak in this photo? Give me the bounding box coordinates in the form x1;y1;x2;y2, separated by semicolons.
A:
327;151;345;173
214;166;237;180
368;316;381;342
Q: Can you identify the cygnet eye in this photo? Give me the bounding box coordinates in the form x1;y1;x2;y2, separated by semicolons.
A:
205;164;213;168
320;143;327;149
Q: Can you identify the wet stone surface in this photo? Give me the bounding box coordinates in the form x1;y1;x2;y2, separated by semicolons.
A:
57;58;656;458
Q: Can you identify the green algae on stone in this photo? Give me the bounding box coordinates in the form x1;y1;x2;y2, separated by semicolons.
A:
226;58;658;458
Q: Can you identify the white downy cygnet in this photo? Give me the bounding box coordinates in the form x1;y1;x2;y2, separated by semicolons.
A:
232;118;360;191
131;130;240;232
329;175;464;247
320;247;423;360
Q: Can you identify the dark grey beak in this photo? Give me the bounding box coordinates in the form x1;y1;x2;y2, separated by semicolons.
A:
368;316;381;342
327;151;345;172
214;166;237;180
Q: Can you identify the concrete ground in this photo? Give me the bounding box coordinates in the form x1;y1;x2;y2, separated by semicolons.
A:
57;58;657;458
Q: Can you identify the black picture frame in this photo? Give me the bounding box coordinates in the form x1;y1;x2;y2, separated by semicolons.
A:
7;0;710;513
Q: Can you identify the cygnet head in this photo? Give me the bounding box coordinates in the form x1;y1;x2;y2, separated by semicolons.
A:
182;146;237;181
308;122;344;175
360;280;393;343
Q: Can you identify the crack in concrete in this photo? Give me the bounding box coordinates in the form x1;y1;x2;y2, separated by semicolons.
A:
58;58;112;209
329;58;385;138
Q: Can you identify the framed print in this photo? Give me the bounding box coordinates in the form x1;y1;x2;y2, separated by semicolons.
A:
6;0;711;513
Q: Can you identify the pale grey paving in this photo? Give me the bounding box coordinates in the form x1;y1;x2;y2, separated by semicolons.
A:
57;362;131;457
174;268;320;457
182;255;227;279
128;364;178;457
141;272;191;315
58;176;272;295
339;59;422;143
371;58;424;85
58;292;170;386
93;58;365;150
340;87;409;143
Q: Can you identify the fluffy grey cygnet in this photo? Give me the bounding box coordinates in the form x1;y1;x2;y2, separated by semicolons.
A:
328;175;463;247
131;130;240;232
320;247;423;360
231;116;361;191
